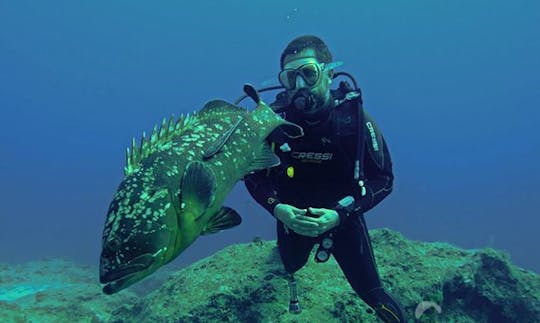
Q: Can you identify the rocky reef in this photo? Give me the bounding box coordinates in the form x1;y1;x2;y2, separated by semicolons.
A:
1;229;539;322
0;259;136;322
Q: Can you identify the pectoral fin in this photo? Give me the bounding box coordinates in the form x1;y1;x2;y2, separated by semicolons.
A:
180;161;216;221
246;142;281;173
201;207;242;235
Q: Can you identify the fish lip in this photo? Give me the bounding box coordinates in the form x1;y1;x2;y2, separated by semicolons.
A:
100;254;155;284
100;263;147;284
102;272;140;295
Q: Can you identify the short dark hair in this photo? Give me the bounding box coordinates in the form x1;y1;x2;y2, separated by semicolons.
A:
280;35;333;69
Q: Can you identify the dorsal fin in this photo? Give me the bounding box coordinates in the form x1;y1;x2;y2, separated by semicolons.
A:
123;100;245;176
199;99;246;117
124;113;198;176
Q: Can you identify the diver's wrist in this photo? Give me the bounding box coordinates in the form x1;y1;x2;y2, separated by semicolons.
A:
271;202;283;217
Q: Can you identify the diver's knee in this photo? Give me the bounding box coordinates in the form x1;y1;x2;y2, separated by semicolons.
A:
282;258;307;274
279;249;309;274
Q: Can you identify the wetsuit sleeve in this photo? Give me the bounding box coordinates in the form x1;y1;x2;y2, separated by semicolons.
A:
349;111;394;215
243;162;281;217
354;136;394;213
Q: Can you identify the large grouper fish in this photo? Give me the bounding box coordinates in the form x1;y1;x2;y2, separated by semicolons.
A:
99;86;303;294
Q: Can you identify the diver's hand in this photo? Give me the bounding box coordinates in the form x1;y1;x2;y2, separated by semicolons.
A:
273;203;320;237
303;207;340;234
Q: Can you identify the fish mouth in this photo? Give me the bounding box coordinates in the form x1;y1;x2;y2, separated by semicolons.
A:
100;253;156;294
102;271;141;295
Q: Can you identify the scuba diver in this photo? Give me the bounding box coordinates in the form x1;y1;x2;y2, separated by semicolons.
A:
243;35;409;322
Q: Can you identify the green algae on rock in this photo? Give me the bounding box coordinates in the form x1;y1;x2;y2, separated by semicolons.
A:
112;229;540;322
1;230;538;322
0;259;137;323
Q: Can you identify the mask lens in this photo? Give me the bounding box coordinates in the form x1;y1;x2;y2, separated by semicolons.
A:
278;69;296;90
300;64;320;86
278;63;322;90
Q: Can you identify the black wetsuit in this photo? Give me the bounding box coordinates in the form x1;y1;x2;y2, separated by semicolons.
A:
244;86;408;322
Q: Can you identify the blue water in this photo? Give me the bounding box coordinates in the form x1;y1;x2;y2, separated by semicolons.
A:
1;0;539;277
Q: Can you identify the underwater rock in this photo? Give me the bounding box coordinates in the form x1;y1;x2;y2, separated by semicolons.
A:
0;259;137;322
111;228;540;322
1;230;538;322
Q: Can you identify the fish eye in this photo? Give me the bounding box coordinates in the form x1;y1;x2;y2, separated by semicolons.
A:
106;238;121;252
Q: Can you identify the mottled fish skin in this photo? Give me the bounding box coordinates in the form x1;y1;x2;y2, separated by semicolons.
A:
99;99;303;294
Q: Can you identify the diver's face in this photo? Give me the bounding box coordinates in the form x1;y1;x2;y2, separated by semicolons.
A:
281;48;332;113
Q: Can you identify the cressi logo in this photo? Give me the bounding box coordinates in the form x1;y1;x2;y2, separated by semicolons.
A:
291;152;333;161
366;121;380;151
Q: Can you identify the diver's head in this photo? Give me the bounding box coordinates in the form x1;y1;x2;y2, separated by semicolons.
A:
279;35;335;121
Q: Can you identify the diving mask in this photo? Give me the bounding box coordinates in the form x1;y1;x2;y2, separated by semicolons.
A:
278;61;343;90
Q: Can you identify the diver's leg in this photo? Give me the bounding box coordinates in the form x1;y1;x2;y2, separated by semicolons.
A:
364;287;408;323
276;221;317;314
276;220;317;274
286;273;301;314
332;215;408;323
